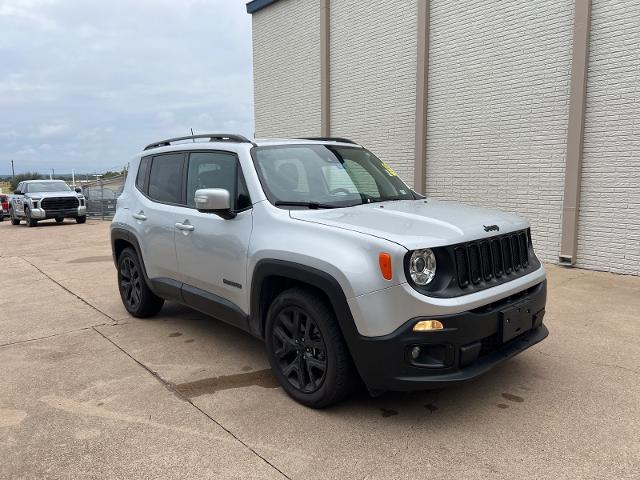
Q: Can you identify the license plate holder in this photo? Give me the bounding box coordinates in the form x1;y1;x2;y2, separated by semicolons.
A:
500;303;533;343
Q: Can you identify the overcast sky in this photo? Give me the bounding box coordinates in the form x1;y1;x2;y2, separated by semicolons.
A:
0;0;254;175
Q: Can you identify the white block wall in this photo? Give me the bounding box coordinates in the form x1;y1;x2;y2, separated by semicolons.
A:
251;0;321;137
329;0;418;186
578;0;640;275
425;0;574;263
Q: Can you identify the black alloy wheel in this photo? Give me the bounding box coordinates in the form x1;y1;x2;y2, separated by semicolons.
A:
116;247;164;317
265;288;357;407
271;306;328;393
119;255;142;311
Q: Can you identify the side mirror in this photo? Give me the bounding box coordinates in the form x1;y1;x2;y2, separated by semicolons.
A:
13;190;21;195
75;187;82;193
194;188;236;219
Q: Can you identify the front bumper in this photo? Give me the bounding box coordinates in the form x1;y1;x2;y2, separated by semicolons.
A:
30;206;86;219
349;280;548;391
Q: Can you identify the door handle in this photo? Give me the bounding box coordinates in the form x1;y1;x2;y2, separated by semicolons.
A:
132;211;147;221
175;222;195;232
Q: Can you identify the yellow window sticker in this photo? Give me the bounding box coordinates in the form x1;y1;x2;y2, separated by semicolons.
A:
381;162;398;177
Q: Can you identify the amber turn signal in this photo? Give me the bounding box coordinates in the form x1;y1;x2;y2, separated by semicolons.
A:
412;320;444;331
379;252;392;280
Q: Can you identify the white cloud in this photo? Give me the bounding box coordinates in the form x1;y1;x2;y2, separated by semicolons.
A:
37;122;69;137
0;0;254;174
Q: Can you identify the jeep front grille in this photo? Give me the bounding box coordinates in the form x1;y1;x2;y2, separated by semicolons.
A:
452;229;533;290
41;197;79;211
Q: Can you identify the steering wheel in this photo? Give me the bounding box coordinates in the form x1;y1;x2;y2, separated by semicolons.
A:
329;188;351;196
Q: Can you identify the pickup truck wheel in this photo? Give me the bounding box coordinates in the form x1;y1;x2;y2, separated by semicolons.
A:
265;288;356;408
9;208;20;225
76;215;87;224
25;208;38;227
55;217;64;223
117;247;164;317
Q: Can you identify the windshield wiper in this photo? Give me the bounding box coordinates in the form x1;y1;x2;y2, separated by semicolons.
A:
274;201;339;209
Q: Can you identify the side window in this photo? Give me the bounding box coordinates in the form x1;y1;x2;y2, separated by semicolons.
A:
148;153;184;204
186;152;250;209
136;156;151;193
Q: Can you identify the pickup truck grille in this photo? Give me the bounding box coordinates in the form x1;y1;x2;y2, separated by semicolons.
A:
41;197;79;211
452;229;534;290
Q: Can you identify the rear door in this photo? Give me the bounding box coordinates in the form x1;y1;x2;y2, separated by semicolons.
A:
174;151;253;313
130;152;185;290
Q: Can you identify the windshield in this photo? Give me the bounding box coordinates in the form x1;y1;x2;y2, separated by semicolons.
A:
25;181;71;193
253;145;416;208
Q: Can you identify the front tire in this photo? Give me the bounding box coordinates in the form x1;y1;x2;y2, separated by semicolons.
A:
117;247;164;317
265;288;357;408
9;208;20;225
25;207;37;227
76;215;87;224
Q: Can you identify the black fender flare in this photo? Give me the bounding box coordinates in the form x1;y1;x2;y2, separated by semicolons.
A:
249;259;361;346
110;227;154;292
249;259;382;387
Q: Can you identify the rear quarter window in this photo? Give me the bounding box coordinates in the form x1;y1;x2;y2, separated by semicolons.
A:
136;156;151;193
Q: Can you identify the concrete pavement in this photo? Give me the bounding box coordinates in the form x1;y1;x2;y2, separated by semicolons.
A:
1;219;638;479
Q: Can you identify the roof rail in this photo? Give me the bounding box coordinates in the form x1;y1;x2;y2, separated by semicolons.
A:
300;137;358;145
144;133;255;151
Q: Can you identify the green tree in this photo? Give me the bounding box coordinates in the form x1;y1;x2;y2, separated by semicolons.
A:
10;172;43;190
101;169;127;179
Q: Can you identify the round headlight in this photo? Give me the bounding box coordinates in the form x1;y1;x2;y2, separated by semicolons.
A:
409;249;436;285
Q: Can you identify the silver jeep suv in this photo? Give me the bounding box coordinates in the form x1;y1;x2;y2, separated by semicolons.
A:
111;133;548;407
10;180;87;226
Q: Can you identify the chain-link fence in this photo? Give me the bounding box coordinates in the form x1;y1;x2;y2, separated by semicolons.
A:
80;173;126;219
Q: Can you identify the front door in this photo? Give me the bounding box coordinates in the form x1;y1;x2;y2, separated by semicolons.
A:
175;151;253;314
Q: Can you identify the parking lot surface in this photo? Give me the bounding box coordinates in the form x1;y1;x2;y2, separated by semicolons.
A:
1;220;639;479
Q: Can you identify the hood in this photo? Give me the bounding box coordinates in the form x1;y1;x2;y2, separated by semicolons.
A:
289;198;528;250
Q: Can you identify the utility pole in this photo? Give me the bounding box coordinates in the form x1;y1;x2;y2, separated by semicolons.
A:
11;160;15;178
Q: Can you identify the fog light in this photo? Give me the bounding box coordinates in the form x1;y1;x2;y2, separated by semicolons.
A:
413;320;444;332
410;346;421;360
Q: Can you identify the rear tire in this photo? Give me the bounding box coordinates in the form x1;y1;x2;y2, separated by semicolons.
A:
117;247;164;318
55;217;64;223
76;215;87;224
25;208;37;227
9;208;20;225
265;288;357;408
